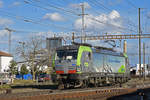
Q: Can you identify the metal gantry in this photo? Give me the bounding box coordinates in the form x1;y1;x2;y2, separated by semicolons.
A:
71;33;150;40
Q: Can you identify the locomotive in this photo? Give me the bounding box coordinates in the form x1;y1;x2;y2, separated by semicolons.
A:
53;42;130;89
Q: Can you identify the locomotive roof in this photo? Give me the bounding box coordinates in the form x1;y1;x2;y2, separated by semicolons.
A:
72;42;92;47
93;46;114;51
56;42;92;50
56;43;126;57
92;47;125;57
56;45;79;50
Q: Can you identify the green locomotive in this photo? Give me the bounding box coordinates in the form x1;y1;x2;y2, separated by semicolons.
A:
53;43;130;89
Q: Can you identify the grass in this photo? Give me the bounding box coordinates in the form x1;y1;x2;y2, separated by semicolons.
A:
0;84;11;89
0;80;34;90
13;79;35;85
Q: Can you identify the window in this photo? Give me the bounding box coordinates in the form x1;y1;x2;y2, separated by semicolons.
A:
56;49;77;60
88;52;91;60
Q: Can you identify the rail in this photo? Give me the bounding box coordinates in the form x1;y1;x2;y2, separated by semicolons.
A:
0;88;137;100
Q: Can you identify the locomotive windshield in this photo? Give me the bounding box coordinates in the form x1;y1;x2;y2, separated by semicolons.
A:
56;49;78;60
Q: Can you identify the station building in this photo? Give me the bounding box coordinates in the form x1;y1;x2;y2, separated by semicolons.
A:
0;51;13;72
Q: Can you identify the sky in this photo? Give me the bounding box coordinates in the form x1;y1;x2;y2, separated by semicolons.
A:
0;0;150;65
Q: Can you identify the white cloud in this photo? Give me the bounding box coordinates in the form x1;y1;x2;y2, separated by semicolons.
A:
43;13;64;21
109;10;120;19
69;2;91;9
12;2;21;6
0;30;9;37
74;10;123;33
0;0;3;8
0;18;13;26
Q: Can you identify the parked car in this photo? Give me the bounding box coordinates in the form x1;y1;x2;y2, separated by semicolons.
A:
38;74;51;82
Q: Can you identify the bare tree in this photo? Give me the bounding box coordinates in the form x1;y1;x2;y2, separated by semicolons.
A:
16;36;49;81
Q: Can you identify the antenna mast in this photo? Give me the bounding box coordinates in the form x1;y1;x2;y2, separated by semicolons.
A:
79;3;88;43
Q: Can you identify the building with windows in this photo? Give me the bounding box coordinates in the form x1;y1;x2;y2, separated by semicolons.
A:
0;51;13;72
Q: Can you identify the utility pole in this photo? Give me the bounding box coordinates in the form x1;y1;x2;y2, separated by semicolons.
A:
54;34;56;38
138;8;142;79
119;39;122;48
148;56;150;64
148;56;150;76
5;28;15;54
79;3;88;43
143;42;145;80
72;32;75;43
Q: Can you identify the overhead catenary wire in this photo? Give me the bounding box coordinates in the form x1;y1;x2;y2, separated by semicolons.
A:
23;0;53;11
87;0;138;29
24;0;138;33
86;0;135;33
126;0;137;9
93;0;112;11
23;0;79;23
0;9;74;31
0;10;76;40
87;15;137;33
87;0;108;13
86;0;104;15
26;0;79;16
76;0;138;33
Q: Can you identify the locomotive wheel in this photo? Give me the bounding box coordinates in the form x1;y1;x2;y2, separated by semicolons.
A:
94;78;98;87
58;83;64;90
58;79;64;90
64;83;69;89
81;80;88;88
94;82;98;87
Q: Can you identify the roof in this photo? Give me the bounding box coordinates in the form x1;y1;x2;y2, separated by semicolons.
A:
93;46;114;51
56;45;79;50
72;42;92;47
46;37;63;40
92;47;125;57
0;51;12;57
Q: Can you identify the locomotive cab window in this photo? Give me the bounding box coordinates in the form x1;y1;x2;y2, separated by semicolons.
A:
88;52;91;60
84;52;91;60
56;49;77;60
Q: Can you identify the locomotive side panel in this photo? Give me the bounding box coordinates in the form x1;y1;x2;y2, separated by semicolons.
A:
92;52;126;73
92;52;104;72
107;55;126;73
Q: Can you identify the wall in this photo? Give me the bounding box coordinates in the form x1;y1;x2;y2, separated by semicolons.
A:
0;56;13;72
0;57;1;72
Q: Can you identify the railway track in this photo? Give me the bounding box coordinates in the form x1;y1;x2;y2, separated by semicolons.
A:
1;78;150;100
0;84;122;97
0;87;137;100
